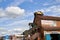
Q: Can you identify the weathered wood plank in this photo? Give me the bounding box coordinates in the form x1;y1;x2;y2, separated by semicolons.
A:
37;15;60;21
43;26;60;31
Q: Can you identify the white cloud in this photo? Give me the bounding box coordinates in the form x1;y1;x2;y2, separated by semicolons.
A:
0;8;6;17
7;28;27;35
29;0;34;3
0;27;6;30
45;5;60;14
9;0;25;6
0;27;8;35
0;27;24;35
38;5;60;16
0;12;6;17
0;27;7;33
8;0;34;6
55;0;60;3
0;0;3;3
43;3;50;6
42;0;60;6
6;6;25;17
7;28;23;35
6;20;32;26
6;6;25;15
0;19;33;35
13;28;22;31
0;10;33;35
0;6;25;18
5;19;33;31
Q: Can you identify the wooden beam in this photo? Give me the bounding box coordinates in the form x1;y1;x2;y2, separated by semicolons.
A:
42;26;60;31
37;15;60;21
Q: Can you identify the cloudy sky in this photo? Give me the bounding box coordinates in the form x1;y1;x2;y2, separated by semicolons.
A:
0;0;60;35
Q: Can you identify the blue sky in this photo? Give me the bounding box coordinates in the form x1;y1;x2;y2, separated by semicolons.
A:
0;0;60;35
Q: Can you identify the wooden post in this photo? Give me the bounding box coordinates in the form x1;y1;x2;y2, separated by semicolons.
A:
33;11;45;40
